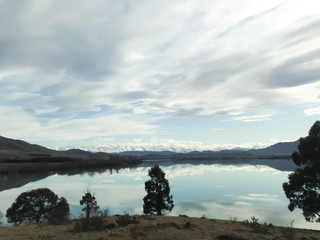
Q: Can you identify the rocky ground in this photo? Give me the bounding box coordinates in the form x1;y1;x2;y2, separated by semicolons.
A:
0;215;319;240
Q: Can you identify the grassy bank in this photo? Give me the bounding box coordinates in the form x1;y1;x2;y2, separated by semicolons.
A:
0;215;319;240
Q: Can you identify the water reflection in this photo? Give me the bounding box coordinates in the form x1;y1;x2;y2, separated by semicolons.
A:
0;160;319;230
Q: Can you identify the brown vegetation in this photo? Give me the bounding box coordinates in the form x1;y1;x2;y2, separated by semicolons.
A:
0;215;319;240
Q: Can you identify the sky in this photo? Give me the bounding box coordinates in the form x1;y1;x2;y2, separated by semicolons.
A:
1;0;320;152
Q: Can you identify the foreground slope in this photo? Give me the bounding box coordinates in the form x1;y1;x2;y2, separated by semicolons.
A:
0;216;318;240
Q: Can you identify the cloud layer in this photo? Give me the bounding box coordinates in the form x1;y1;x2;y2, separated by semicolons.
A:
0;0;320;148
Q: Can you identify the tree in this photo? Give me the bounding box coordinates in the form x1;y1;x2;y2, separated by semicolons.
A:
51;197;70;224
283;121;320;222
76;190;106;232
80;190;99;220
6;188;70;225
143;165;174;215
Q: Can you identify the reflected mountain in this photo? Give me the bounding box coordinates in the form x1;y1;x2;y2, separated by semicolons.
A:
0;172;50;192
0;159;298;193
0;166;128;192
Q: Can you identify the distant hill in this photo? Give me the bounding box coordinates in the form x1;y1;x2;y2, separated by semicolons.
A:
0;135;52;153
117;140;300;160
118;151;175;157
171;150;256;160
0;136;143;173
0;135;300;165
0;135;112;161
248;140;299;156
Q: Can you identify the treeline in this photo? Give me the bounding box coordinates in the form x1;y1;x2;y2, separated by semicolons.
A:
0;155;141;173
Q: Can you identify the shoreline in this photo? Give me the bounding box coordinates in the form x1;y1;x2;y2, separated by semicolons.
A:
0;157;142;173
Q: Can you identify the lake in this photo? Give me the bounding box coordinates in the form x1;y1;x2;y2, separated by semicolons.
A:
0;159;319;230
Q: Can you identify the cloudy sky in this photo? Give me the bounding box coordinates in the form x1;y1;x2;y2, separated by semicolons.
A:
1;0;320;152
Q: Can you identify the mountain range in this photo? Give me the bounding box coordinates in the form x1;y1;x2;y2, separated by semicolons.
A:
118;140;299;159
0;135;300;162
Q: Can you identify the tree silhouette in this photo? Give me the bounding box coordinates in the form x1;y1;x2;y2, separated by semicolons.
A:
143;165;174;215
283;121;320;222
80;190;99;220
6;188;69;225
76;190;108;232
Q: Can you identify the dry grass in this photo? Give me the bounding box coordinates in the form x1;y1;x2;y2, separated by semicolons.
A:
0;215;319;240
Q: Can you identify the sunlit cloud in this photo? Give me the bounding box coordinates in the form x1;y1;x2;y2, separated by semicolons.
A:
304;106;320;116
236;193;280;202
231;114;272;122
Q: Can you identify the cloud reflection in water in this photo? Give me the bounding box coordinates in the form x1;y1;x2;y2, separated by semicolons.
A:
0;162;319;229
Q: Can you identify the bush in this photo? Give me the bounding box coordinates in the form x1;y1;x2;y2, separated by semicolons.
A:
6;188;69;225
243;216;272;234
116;214;136;227
73;208;109;232
73;217;105;232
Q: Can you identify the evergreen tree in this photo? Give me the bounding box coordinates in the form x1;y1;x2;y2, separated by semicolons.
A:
283;121;320;222
143;165;174;215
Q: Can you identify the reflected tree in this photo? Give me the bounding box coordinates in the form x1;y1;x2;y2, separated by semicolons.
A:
143;165;174;215
283;121;320;222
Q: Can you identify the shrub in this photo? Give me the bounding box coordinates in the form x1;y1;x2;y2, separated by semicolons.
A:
116;214;136;227
243;216;272;234
73;209;108;232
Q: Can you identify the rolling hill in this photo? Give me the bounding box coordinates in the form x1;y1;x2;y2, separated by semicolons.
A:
248;140;299;156
0;136;141;173
0;135;111;161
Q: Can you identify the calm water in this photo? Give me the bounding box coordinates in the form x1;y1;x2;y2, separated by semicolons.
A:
0;160;319;230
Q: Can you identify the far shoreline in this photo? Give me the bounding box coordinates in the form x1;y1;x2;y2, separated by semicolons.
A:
0;156;142;173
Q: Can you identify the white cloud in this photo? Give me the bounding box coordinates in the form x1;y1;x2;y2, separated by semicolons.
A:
0;0;319;146
231;114;272;122
236;193;280;202
0;105;157;142
304;106;320;116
